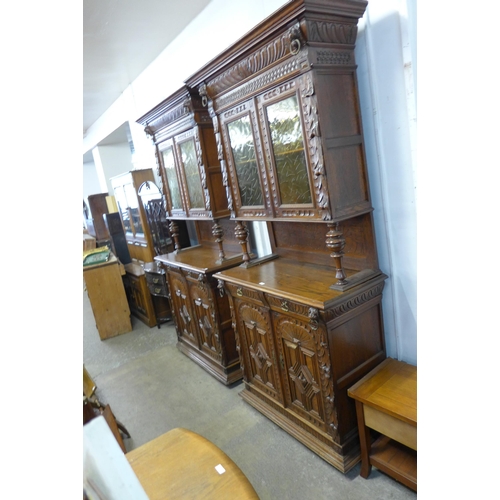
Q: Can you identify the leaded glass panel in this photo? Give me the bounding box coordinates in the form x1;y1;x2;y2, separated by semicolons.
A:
227;115;263;206
266;95;311;205
180;139;204;209
162;147;183;210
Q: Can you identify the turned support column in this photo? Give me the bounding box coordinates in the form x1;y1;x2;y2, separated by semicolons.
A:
212;220;226;263
235;220;251;265
169;220;182;253
326;222;347;286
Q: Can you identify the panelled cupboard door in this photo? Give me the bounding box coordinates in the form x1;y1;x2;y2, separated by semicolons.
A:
167;269;200;349
233;298;283;404
187;275;222;363
272;312;337;437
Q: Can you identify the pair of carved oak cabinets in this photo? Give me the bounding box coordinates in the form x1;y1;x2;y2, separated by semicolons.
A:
137;0;387;473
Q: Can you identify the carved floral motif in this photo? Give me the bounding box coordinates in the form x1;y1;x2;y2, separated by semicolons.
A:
300;75;332;221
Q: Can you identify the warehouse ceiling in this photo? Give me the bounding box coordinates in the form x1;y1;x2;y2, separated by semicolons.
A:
83;0;212;137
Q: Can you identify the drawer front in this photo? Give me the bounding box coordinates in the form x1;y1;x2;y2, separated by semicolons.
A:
145;270;168;296
145;272;166;287
147;282;168;297
266;294;318;321
225;283;265;305
363;405;417;451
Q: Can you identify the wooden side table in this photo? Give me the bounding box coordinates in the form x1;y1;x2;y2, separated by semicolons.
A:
126;428;260;499
348;358;417;492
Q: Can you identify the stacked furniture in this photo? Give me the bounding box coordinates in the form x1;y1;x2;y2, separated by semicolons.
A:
110;169;159;327
183;0;387;472
137;86;246;385
85;193;111;247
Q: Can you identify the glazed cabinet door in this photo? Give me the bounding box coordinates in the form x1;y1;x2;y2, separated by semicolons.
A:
158;138;188;218
174;129;207;217
272;312;337;438
219;99;272;219
256;76;319;220
166;267;199;348
229;289;282;404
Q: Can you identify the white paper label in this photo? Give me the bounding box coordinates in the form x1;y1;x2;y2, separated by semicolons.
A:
215;464;226;475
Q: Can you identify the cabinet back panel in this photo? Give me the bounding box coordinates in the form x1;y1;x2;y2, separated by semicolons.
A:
269;215;378;270
196;218;241;253
315;72;361;138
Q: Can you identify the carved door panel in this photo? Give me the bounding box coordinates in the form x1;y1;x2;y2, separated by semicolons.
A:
273;313;337;437
167;269;199;348
188;276;222;363
234;299;282;404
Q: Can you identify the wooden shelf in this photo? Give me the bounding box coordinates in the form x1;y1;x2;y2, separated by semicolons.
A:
370;435;417;491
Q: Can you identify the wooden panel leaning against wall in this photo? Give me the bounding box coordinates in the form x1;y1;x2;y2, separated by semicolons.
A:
184;0;388;473
136;86;249;384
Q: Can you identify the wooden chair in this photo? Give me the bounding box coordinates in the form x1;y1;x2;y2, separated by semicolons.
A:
83;365;131;453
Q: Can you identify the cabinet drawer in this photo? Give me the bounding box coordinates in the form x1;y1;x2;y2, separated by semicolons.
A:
145;272;166;287
225;283;265;305
266;294;316;321
147;282;168;297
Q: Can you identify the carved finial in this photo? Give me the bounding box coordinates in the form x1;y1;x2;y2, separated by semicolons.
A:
326;223;347;285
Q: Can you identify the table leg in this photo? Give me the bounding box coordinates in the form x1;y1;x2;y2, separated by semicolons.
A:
355;400;372;478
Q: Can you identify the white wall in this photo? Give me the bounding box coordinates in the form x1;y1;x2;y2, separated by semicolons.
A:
82;0;417;364
83;160;102;203
356;0;417;364
92;143;136;195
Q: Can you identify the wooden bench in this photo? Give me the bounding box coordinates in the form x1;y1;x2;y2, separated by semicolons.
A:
348;357;417;492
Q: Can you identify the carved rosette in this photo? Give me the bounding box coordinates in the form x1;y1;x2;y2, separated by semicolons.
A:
300;75;332;221
193;126;211;213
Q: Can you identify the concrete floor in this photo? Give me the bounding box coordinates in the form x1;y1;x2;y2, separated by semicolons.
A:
83;288;417;499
